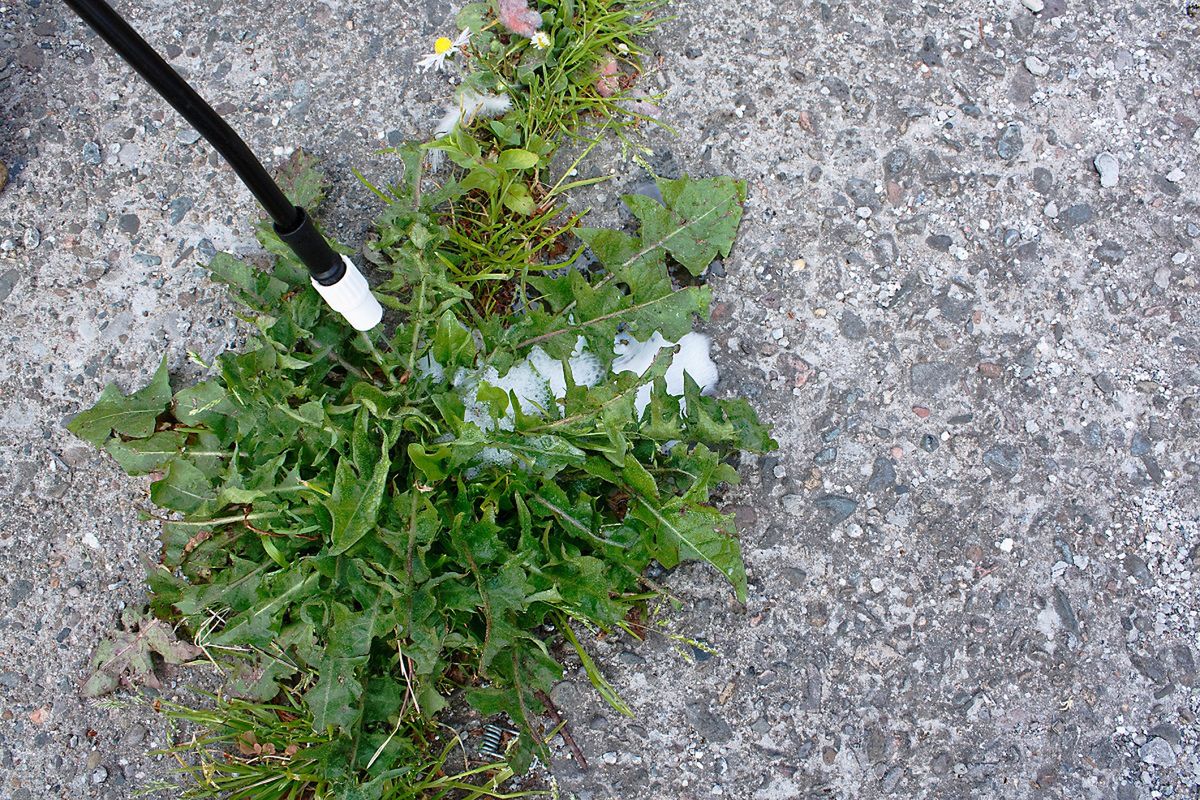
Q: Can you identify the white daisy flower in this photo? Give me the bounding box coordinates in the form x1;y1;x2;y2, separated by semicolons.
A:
530;31;551;50
416;28;470;72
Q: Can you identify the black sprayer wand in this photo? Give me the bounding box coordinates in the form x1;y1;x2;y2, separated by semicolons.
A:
63;0;383;330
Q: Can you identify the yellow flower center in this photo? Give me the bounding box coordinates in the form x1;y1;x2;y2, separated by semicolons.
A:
434;37;453;55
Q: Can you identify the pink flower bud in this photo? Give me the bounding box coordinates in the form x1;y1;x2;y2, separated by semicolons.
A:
498;0;543;37
596;56;619;97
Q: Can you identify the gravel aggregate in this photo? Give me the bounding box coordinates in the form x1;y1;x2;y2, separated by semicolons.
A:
2;0;1198;798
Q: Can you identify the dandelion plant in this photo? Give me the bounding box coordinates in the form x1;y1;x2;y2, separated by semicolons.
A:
71;0;774;794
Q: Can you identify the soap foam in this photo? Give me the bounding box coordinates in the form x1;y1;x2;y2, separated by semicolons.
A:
665;332;718;396
610;330;719;415
612;331;671;377
453;328;719;468
414;352;445;382
527;336;604;398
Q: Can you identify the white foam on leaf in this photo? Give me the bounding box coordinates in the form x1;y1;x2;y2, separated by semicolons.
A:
611;330;719;416
496;360;551;415
527;347;566;399
665;332;718;396
612;331;671;377
527;336;603;399
414;352;444;382
450;328;719;467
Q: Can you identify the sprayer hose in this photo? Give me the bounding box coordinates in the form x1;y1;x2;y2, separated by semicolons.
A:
63;0;300;230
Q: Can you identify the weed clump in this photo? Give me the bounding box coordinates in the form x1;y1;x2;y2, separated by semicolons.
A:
71;0;775;795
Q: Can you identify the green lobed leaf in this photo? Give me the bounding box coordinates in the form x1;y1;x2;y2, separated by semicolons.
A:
68;355;172;446
629;498;748;603
174;556;265;616
306;602;379;732
306;654;365;733
514;258;710;364
326;440;391;555
208;252;290;310
172;380;231;426
621;452;659;500
407;442;450;483
502;182;536;216
574;227;669;298
209;565;320;648
431;309;476;368
149;458;213;514
495;433;586;479
104;431;186;475
625;176;747;275
713;396;779;453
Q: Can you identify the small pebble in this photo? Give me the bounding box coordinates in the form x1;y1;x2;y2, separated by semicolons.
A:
1138;737;1177;767
1022;0;1044;11
1094;151;1119;188
999;538;1015;553
814;447;838;465
1043;201;1059;218
997;124;1024;160
1165;168;1185;183
1061;203;1094;227
167;197;193;225
118;214;141;236
1025;56;1050;76
869;578;885;594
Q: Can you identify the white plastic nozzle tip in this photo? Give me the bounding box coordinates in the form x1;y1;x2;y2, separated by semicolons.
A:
312;255;383;331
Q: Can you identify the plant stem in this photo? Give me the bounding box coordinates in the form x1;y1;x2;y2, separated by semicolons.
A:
535;689;588;770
